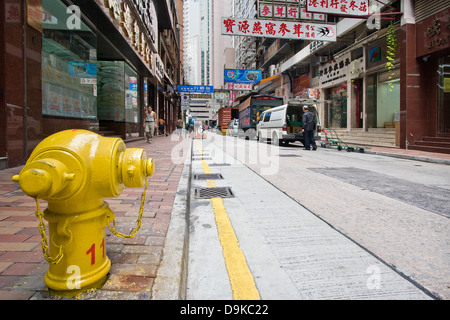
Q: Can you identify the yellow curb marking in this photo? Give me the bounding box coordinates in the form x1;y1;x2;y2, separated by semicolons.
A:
195;140;260;300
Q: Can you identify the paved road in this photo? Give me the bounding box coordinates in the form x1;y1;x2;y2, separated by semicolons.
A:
186;134;448;299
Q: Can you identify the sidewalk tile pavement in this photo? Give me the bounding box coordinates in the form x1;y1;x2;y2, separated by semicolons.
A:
0;133;188;300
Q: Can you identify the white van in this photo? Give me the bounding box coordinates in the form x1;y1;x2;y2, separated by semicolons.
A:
226;118;239;137
256;102;321;146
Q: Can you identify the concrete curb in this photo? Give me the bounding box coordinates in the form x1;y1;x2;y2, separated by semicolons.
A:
151;139;192;300
365;150;450;165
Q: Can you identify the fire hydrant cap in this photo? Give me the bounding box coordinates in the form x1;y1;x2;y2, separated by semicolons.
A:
20;169;52;198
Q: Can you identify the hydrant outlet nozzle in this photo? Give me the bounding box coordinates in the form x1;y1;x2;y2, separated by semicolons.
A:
146;158;155;178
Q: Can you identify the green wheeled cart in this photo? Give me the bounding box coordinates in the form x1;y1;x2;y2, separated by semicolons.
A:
321;128;369;153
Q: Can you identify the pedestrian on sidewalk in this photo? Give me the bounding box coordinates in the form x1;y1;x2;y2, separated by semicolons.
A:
158;118;167;136
176;118;184;136
144;105;156;143
188;118;195;137
302;105;317;150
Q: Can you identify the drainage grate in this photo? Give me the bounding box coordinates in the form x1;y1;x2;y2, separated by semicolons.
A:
194;187;234;199
209;163;231;167
192;157;212;161
194;173;223;180
279;154;301;157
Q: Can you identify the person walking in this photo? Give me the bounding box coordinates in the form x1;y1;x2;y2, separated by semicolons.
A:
302;106;317;150
144;105;156;143
176;118;184;136
188;118;195;137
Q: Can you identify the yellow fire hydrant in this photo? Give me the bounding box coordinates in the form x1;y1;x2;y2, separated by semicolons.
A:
12;129;154;296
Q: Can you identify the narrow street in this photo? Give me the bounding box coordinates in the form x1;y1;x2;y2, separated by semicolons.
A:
187;133;449;300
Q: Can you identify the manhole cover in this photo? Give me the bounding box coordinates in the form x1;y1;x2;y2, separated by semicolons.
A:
194;173;223;180
194;187;234;199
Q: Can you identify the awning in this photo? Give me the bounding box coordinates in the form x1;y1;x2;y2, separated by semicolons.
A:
256;73;281;86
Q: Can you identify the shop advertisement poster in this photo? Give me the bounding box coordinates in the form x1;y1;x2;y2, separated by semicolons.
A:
224;69;262;84
68;62;97;77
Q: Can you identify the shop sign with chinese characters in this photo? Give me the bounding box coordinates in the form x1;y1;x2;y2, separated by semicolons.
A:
259;0;326;21
416;8;450;57
177;85;214;94
226;83;253;91
306;0;369;17
222;17;336;41
312;52;365;87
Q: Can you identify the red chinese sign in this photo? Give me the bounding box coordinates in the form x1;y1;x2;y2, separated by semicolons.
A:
222;17;336;42
306;0;369;17
259;2;326;21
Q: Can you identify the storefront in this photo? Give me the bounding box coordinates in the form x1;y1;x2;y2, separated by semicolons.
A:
41;0;158;138
365;28;401;129
0;0;162;168
310;51;365;129
415;8;450;136
401;5;450;151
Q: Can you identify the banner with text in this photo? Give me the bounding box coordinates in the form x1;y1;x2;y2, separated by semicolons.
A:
306;0;369;17
222;17;336;42
177;85;214;93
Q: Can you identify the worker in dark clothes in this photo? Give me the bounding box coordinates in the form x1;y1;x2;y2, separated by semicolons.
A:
302;106;317;150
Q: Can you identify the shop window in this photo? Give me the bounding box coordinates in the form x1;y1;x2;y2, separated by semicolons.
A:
377;71;400;128
41;0;97;119
328;83;347;128
97;61;140;124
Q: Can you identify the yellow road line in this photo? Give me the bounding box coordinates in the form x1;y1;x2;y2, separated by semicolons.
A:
195;140;260;300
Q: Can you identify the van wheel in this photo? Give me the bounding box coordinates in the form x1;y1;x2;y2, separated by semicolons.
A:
272;133;279;146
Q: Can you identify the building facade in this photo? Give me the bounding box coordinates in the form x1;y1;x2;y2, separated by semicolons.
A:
400;0;450;152
232;0;449;154
0;0;183;169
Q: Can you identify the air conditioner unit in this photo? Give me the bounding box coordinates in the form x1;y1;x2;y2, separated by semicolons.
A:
315;56;328;65
269;65;276;76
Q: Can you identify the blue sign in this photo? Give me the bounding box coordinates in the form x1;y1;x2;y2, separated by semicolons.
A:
178;85;214;93
68;62;97;77
129;83;138;91
224;69;262;84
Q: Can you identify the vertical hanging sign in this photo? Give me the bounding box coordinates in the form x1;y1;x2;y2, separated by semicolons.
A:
26;0;43;32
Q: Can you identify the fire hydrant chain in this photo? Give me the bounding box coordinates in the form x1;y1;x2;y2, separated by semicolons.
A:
107;178;148;239
34;198;64;264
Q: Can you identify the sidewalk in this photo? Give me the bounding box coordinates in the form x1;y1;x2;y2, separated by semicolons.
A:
0;133;189;300
0;132;447;300
366;146;450;165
